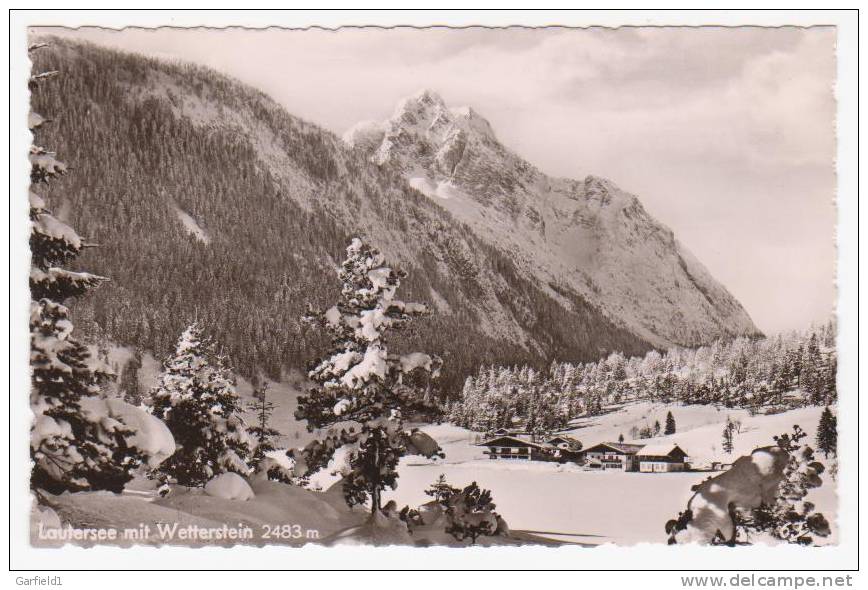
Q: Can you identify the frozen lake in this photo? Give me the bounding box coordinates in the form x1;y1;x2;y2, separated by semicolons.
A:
384;424;710;546
389;462;707;546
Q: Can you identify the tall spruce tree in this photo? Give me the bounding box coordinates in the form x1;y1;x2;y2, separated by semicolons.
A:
295;238;443;515
816;407;837;458
29;44;147;494
247;377;280;471
665;411;676;435
722;418;736;454
119;348;143;406
149;324;251;486
823;356;838;405
803;334;825;405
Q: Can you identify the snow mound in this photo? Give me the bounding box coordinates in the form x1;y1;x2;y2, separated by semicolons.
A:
35;479;366;547
331;510;413;546
204;472;255;501
31;503;62;530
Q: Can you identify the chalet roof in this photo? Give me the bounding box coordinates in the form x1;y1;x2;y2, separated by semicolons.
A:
478;435;547;449
546;435;580;444
584;442;645;455
636;443;688;457
489;428;525;437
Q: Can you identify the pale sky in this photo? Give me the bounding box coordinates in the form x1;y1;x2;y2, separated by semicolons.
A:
38;26;837;335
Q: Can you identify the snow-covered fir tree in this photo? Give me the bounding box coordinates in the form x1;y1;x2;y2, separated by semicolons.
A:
149;324;251;486
29;44;148;494
425;473;460;504
294;238;444;515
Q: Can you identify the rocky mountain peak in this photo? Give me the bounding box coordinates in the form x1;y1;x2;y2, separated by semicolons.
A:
344;90;761;348
374;90;500;157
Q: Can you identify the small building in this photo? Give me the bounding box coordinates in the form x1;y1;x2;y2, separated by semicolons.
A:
582;442;644;471
545;435;583;462
478;435;550;461
636;443;689;472
546;435;582;451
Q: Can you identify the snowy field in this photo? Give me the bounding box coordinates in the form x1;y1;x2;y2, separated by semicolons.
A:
383;423;703;545
561;401;830;466
390;458;706;545
385;402;838;546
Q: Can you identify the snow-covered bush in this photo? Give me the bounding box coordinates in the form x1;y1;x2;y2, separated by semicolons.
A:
295;238;444;515
149;324;252;486
204;472;255;501
444;481;505;544
666;425;830;545
250;450;308;487
77;397;175;466
735;427;830;545
386;475;508;544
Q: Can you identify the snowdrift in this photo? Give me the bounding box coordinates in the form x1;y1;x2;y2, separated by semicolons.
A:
204;473;255;501
34;479;366;547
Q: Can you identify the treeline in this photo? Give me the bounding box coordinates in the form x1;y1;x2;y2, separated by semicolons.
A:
30;38;649;395
446;323;837;433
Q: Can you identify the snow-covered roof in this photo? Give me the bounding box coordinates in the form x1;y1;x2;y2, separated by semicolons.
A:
478;435;547;449
547;434;578;441
546;435;580;446
584;442;645;454
636;443;687;457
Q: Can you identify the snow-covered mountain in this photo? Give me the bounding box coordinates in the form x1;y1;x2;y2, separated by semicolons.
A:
345;90;760;347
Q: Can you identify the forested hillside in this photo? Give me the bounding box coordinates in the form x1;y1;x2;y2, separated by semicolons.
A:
29;38;651;395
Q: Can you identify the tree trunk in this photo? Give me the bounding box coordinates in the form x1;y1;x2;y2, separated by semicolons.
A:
370;428;382;515
371;487;381;515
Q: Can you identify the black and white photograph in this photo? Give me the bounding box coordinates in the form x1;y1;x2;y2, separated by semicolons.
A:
8;7;860;577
